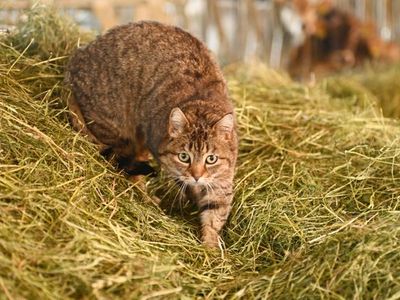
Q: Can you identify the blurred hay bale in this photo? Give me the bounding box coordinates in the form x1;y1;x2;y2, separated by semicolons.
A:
322;63;400;119
1;6;399;299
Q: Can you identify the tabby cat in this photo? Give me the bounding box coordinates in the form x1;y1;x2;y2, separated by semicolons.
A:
66;21;238;247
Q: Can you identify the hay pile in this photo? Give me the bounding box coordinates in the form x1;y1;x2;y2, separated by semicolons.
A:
338;64;400;119
1;7;399;299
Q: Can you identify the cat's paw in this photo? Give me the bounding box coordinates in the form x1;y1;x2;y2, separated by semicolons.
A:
201;230;220;248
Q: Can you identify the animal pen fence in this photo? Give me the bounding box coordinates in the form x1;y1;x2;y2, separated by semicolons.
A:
2;0;400;67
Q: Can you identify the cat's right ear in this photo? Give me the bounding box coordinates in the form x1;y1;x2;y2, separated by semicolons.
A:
168;108;188;137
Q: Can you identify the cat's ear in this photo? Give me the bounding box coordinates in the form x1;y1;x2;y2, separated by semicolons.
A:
169;108;188;137
214;113;234;139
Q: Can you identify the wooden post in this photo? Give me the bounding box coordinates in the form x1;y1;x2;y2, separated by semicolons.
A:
207;0;229;60
231;0;247;62
134;0;171;23
91;0;117;32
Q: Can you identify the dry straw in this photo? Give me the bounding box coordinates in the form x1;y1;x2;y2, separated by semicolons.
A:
0;6;399;299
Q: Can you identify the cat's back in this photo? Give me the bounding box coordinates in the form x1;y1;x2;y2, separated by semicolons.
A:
67;21;225;115
67;21;221;86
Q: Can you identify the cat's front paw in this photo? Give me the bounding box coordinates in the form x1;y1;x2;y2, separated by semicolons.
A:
201;229;220;248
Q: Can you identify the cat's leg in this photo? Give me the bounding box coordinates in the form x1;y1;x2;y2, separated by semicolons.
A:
111;137;160;204
188;184;233;247
113;135;155;178
114;146;149;183
68;94;103;146
120;146;161;204
68;94;155;187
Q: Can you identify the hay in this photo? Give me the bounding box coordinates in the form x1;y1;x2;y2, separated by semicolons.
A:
322;64;400;119
1;7;400;299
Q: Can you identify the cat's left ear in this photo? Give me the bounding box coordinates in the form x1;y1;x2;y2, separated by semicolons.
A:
214;113;234;139
169;107;188;137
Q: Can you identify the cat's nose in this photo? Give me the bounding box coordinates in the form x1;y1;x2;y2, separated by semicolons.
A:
191;164;204;182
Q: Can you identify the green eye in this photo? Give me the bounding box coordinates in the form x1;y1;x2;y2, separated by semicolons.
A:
206;154;218;164
178;152;190;163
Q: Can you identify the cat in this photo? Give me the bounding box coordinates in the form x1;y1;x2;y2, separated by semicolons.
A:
65;21;238;247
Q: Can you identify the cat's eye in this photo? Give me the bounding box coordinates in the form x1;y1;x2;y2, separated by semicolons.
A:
206;154;218;164
178;152;190;163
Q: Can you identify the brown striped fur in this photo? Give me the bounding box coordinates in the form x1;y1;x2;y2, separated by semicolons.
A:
65;21;238;247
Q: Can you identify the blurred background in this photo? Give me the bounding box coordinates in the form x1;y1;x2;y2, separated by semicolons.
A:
1;0;400;79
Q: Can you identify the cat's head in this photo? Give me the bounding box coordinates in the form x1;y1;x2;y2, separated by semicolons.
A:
159;107;237;186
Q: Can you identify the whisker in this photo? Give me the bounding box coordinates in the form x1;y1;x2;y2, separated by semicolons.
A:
180;182;189;212
171;180;184;209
